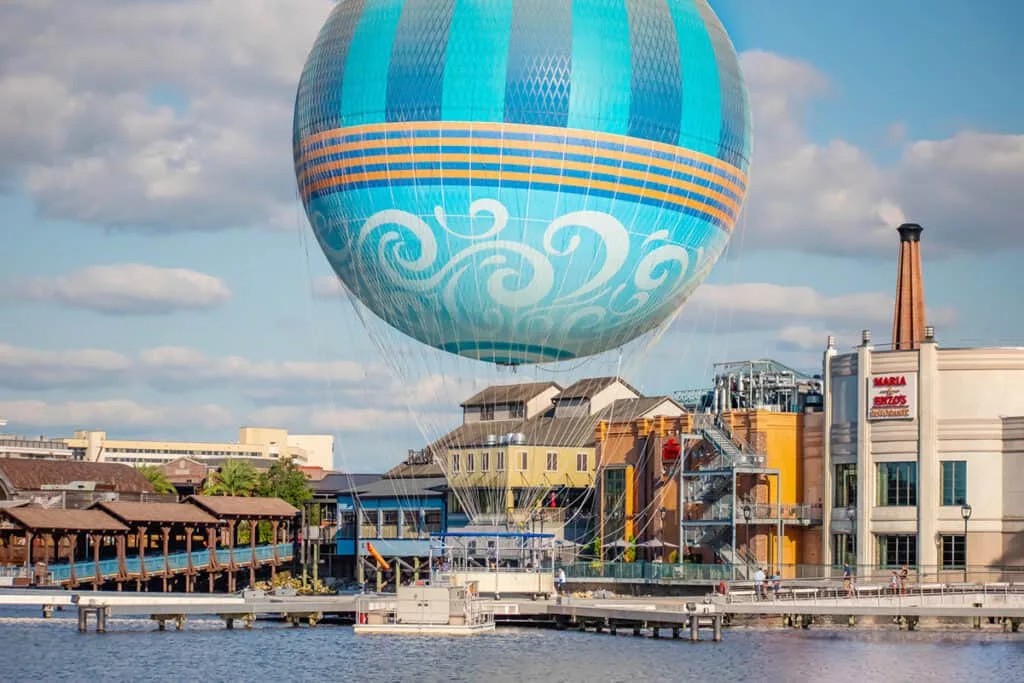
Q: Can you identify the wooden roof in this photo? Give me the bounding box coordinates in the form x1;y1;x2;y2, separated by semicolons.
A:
90;501;221;526
0;507;128;533
186;495;298;519
460;381;561;407
0;459;153;494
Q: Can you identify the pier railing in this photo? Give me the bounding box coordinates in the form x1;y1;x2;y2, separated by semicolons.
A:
557;562;1024;586
42;542;294;584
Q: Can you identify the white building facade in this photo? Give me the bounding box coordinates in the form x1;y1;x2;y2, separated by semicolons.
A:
822;329;1024;576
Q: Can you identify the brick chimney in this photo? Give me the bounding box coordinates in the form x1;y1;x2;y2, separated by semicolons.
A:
891;223;927;350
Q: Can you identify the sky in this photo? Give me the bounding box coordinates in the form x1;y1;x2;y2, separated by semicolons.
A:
1;0;1022;472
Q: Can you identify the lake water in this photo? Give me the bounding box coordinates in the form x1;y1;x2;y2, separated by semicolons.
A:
2;607;1021;682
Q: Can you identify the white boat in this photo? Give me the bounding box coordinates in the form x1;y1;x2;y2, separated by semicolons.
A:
353;581;495;636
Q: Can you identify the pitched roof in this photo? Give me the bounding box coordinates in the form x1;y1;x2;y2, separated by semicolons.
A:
385;458;445;479
90;501;220;526
460;381;561;407
0;507;128;533
349;476;448;499
594;397;687;422
557;377;642;400
0;459;154;494
315;472;382;495
185;495;299;519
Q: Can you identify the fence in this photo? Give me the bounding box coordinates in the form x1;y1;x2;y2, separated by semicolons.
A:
43;542;294;583
557;561;1024;586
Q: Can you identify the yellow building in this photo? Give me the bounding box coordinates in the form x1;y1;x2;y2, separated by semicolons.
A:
64;426;335;470
437;378;684;531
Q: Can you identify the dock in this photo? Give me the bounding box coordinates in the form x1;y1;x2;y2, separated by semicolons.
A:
2;581;1023;637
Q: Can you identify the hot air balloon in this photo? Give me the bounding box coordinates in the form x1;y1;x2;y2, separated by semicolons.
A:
293;0;751;367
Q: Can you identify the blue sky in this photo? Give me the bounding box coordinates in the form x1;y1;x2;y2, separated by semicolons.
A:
1;0;1022;472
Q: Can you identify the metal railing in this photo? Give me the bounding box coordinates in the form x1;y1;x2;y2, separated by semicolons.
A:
41;543;293;583
555;562;1024;586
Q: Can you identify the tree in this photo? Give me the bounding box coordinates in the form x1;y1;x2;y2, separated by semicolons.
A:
139;466;177;496
257;459;313;509
203;459;259;497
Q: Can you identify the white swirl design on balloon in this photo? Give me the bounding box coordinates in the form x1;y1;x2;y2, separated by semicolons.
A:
338;197;728;358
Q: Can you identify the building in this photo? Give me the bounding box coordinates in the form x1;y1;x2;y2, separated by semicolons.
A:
1;434;73;461
0;459;160;508
336;469;447;589
64;426;335;470
439;377;685;542
594;361;824;576
820;224;1024;576
158;458;210;497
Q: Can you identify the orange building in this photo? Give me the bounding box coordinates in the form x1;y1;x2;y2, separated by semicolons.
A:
595;360;826;578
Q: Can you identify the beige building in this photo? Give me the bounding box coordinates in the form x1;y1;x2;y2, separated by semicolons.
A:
65;426;335;470
821;224;1024;576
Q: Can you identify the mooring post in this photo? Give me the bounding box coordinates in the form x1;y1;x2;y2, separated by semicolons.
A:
78;607;88;633
42;605;54;619
713;615;722;642
689;615;699;642
96;607;107;633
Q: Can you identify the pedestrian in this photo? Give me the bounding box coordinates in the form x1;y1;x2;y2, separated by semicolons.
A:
842;563;854;598
753;566;766;600
556;567;566;595
899;564;909;594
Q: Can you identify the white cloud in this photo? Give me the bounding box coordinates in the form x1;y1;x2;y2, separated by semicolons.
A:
0;398;235;431
138;346;381;400
8;264;230;314
740;51;1024;255
0;343;132;390
680;282;956;333
0;0;331;231
311;275;346;300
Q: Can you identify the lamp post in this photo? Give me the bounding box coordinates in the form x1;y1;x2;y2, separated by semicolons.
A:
960;503;972;583
742;504;752;577
846;505;857;569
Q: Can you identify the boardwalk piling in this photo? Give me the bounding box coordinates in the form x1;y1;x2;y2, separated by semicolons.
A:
713;615;722;642
689;615;699;642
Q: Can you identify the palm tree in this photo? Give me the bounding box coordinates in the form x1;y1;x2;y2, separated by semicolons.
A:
139;466;177;496
203;459;259;496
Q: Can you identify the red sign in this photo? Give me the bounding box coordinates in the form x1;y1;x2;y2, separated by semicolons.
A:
662;438;681;463
868;374;916;421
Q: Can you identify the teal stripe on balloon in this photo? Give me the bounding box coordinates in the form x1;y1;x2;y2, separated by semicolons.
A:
386;0;455;122
341;0;406;126
567;0;631;135
442;0;514;122
668;0;721;158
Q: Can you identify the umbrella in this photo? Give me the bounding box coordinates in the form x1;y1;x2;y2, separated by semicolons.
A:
606;539;631;549
636;539;678;549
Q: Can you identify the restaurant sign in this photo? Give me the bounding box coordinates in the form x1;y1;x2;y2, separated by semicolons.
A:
867;373;917;421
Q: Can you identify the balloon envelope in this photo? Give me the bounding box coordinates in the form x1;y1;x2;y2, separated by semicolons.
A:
294;0;751;365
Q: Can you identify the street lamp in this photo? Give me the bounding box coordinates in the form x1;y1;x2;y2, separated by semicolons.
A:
742;504;752;577
960;503;972;583
846;505;857;568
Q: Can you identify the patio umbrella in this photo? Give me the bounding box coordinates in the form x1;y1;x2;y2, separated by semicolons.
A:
636;539;678;549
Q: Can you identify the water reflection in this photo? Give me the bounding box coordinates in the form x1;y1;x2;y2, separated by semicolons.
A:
2;608;1020;683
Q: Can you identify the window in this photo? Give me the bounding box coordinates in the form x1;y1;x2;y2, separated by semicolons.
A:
576;452;588;472
481;452;490;471
451;453;460;473
496;451;505;472
466;453;475;472
519;451;528;471
941;461;967;506
546;452;558;471
941;535;965;569
877;462;917;506
481;405;495;421
832;533;855;566
878;534;917;567
509;403;525;419
833;463;857;508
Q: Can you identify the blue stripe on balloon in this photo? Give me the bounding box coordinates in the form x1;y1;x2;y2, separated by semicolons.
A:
304;157;741;208
442;0;514;122
293;0;366;141
695;0;750;173
567;0;631;135
309;179;730;230
308;159;736;214
341;0;405;126
385;0;455;122
298;129;746;186
625;0;682;145
504;0;573;127
667;0;721;158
